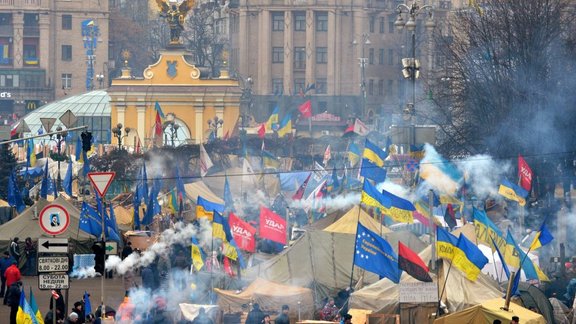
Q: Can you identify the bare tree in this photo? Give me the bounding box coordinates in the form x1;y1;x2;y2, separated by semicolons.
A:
184;1;230;77
431;0;576;157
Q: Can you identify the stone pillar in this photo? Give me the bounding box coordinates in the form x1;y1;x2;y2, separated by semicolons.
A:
136;104;146;146
38;14;50;81
117;105;126;128
327;11;338;95
194;103;204;144
305;10;315;88
12;12;23;68
283;11;293;94
258;10;271;95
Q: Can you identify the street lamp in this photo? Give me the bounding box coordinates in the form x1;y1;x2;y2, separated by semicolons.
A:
111;123;131;150
239;75;254;115
207;116;224;141
394;0;435;148
52;126;68;192
162;113;180;147
96;73;104;89
353;34;371;115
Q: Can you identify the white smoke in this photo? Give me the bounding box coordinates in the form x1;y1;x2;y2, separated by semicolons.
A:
460;154;511;199
70;266;97;279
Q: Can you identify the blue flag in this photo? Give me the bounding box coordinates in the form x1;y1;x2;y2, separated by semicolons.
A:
8;170;25;213
63;160;73;196
224;175;235;212
106;203;120;242
175;167;186;200
354;222;402;283
139;163;149;204
79;202;102;237
142;178;162;226
75;136;82;161
133;189;141;230
40;159;49;198
83;291;92;315
491;237;510;280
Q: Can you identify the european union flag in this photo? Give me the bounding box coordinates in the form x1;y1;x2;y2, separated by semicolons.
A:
8;170;25;213
105;203;120;242
354;222;402;283
79;202;102;237
360;158;387;183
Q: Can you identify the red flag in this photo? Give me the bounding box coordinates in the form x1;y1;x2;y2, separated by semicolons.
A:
398;242;432;282
154;111;163;137
257;123;266;139
518;155;532;191
443;203;456;230
259;206;287;245
134;136;142;154
292;173;312;200
298;100;312;118
223;256;235;277
228;212;256;252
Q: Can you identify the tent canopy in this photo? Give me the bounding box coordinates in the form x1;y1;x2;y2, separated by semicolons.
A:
323;205;391;235
433;298;546;324
214;278;314;320
185;181;223;204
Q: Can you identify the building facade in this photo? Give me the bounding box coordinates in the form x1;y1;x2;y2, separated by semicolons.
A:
0;0;109;120
229;0;451;130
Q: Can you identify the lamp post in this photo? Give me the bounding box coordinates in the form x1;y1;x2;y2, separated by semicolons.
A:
353;34;371;115
239;75;254;116
207;116;224;141
163;113;180;147
111;123;130;150
96;73;104;89
394;1;435;149
53;126;68;192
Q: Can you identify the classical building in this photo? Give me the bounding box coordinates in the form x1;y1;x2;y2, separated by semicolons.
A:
228;0;452;130
107;51;241;147
0;0;109;119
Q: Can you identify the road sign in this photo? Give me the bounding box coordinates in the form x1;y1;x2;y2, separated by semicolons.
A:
87;172;116;197
39;204;70;235
38;238;69;254
38;256;69;273
40;117;56;133
59;110;77;128
39;273;69;290
105;241;118;255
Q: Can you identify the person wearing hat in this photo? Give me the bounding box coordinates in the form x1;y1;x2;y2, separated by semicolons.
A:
275;305;290;324
0;251;14;298
6;280;21;324
71;301;85;324
67;312;80;323
245;303;265;324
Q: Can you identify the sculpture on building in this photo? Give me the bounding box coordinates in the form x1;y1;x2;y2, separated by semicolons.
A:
155;0;195;45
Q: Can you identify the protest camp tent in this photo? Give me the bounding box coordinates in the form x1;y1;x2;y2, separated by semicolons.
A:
433;298;546;324
214;278;315;321
323;205;391;235
349;246;503;323
204;167;280;199
0;197;96;266
184;181;223;204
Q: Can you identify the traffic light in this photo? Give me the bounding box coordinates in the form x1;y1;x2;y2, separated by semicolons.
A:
81;131;92;151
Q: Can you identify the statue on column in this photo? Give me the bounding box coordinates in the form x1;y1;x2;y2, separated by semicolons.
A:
155;0;195;45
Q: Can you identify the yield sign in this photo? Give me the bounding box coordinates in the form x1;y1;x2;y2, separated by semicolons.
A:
87;172;115;198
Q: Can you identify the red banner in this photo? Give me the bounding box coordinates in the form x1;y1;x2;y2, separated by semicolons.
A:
259;206;287;245
228;213;256;252
518;155;533;191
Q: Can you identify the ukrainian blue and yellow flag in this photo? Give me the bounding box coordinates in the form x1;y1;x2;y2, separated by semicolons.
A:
380;190;415;224
16;289;39;324
213;211;246;268
505;230;521;269
29;287;43;324
277;113;292;137
507;229;549;282
262;150;281;169
168;189;178;214
359;158;387;183
196;196;224;221
437;227;458;260
363;139;387;167
473;208;506;253
26;138;36;167
360;180;391;211
452;234;489;281
191;237;205;271
498;179;528;206
265;106;280;131
530;220;554;250
348;143;361;167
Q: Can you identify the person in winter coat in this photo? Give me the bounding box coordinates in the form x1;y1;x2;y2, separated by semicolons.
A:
245;303;266;324
3;261;20;306
6;280;21;324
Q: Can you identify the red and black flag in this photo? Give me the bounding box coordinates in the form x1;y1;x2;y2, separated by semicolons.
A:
444;203;457;230
398;242;433;282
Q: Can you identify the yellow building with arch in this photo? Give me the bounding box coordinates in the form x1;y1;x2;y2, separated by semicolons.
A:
107;49;241;147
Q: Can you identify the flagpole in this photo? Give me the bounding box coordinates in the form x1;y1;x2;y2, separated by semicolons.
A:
349;189;364;288
429;190;437;272
99;198;106;321
436;259;454;318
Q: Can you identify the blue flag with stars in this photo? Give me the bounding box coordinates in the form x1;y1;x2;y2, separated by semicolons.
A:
79;202;102;237
354;222;402;283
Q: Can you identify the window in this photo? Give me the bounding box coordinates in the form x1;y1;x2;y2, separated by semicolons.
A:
62;15;72;30
294;47;306;69
368;79;374;96
388;49;394;65
369;48;374;65
294;12;306;31
379;17;385;33
379;49;385;65
318;101;327;112
387;79;393;98
294;78;305;94
62;73;72;89
378;79;384;96
272;47;284;63
369;16;375;33
316;47;327;64
61;45;72;61
316;12;328;32
23;45;38;66
316;78;327;94
0;74;17;87
272;12;284;31
389;20;395;33
272;78;283;95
